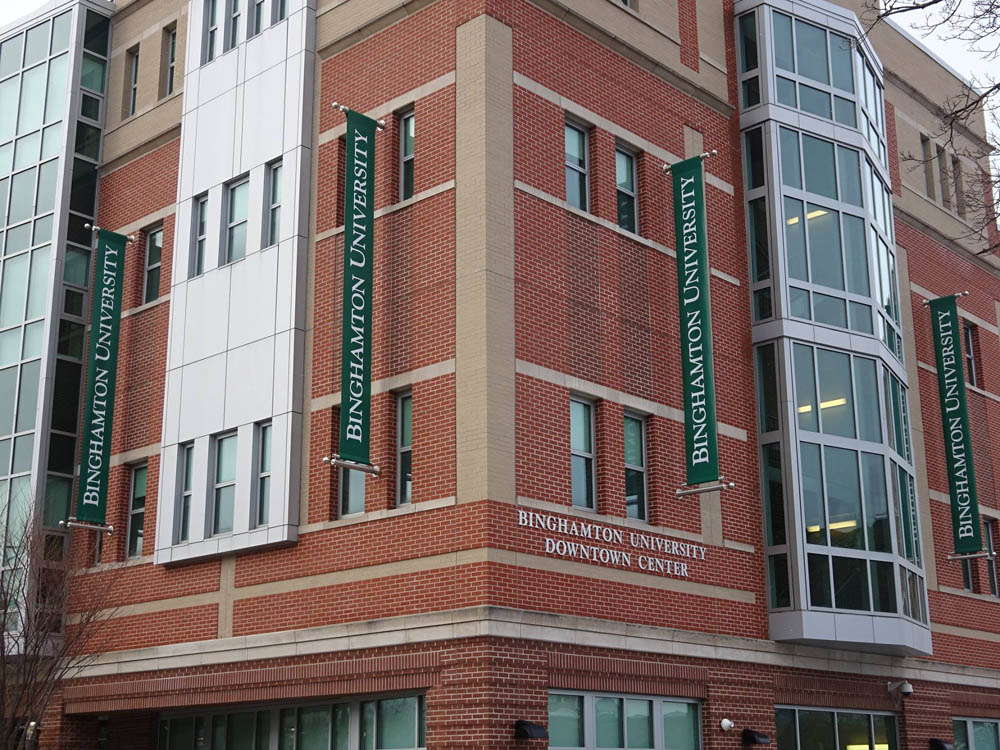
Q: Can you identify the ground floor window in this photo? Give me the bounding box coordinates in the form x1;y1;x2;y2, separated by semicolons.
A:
954;718;1000;750
548;691;699;749
775;707;897;749
157;695;425;749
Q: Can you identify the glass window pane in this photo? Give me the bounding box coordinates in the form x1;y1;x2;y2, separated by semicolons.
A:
799;710;836;750
833;556;870;610
0;367;15;436
796;20;829;84
51;13;71;54
816;348;855;438
230;180;249;222
9;168;37;224
748;198;770;282
842;214;869;295
0;253;30;326
813;294;846;328
36;159;58;214
624;416;643;466
773;12;794;72
802;442;826;545
0;329;17;366
51;360;80;432
0;35;23;78
80;54;106;93
830;33;854;92
873;716;897;750
227;223;246;261
850;302;873;335
564;125;585;168
626;468;645;520
769;553;791;608
616;150;634;192
64;248;89;286
953;721;969;750
806;204;844;290
625;699;652;749
775;709;797;750
84;11;110;55
739;13;758;72
399;394;413;447
70;157;97;215
570;400;591;453
298;706;331;750
596;696;623;748
777;76;797;107
836;712;870;750
214;484;234;533
549;694;584;748
861;453;890;552
790;287;810;319
742;76;761;108
763;443;786;545
571;454;593;508
779;128;801;189
973;722;1000;750
756;345;779;433
799;84;831;119
617;191;636;233
834;96;857;127
168;717;195;750
824;446;862;549
566;166;586;211
784;197;807;281
802;135;837;199
14;133;40;171
45;53;69;123
26;245;50;318
378;697;417;749
838;147;862;206
854;358;880;443
793;344;818;431
17;64;47;135
870;559;896;612
744;128;764;189
216;434;236;481
662;702;698;750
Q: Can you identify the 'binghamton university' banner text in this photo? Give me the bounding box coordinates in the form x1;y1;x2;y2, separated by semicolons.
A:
76;229;128;524
338;110;378;466
929;294;982;554
670;156;720;485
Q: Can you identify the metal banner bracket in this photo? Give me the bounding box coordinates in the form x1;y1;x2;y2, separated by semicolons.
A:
663;149;718;173
322;455;381;477
59;517;115;535
922;290;969;307
84;223;136;243
947;551;996;561
675;476;736;497
331;102;386;131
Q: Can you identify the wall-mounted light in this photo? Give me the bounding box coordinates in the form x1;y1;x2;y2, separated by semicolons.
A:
513;720;548;740
742;728;771;745
720;718;735;731
887;680;914;698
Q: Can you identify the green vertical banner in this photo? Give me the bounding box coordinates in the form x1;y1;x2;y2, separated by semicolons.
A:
929;294;982;554
76;229;128;524
338;110;378;466
671;156;720;485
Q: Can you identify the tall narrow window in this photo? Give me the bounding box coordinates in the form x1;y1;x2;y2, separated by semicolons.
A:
564;123;588;211
143;227;163;304
920;135;935;200
127;465;147;558
570;399;595;508
225;0;240;51
962;557;974;592
256;421;271;526
341;469;365;516
964;322;979;387
213;432;237;535
952;155;966;217
251;0;264;36
936;144;951;208
204;0;219;63
225;177;249;263
397;393;412;505
125;46;139;116
624;414;646;520
265;160;282;247
615;147;637;233
272;0;287;23
192;193;208;276
399;111;415;200
178;442;193;542
162;26;177;97
987;519;999;597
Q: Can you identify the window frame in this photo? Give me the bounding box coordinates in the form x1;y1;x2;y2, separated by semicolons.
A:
569;397;596;510
125;45;139;117
126;463;147;558
987;519;999;598
191;193;208;277
203;0;219;63
775;706;899;750
340;467;365;517
963;321;979;387
251;0;265;36
954;717;1000;750
224;0;241;52
614;145;638;233
255;421;271;527
177;441;194;543
623;412;647;521
162;25;177;97
396;392;413;506
399;110;415;201
265;159;282;247
143;225;163;304
212;431;237;536
272;0;287;23
564;121;590;212
548;690;701;750
224;176;249;264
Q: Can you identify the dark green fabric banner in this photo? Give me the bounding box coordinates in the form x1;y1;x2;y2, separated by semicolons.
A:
671;156;719;485
338;110;378;466
76;229;128;525
929;294;982;554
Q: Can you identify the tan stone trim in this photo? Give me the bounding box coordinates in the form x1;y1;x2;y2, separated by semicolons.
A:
299;495;456;533
121;294;170;318
515;359;749;442
111;205;177;238
513;73;734;196
309;359;455;412
514;180;740;287
77;555;154;576
314;180;455;244
932;621;1000;645
72;605;1000;689
66;591;220;624
939;585;1000;605
110;443;161;467
218;557;235;638
916;361;1000;405
100;126;182;176
317;72;455;145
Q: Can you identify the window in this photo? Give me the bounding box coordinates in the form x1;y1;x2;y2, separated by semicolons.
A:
265;160;282;247
615;148;637;232
936;144;951;209
963;321;979;387
987;519;999;597
125;46;139;117
624;415;646;520
954;718;1000;750
570;399;595;509
397;393;412;505
256;421;271;526
162;26;177;96
340;468;365;516
272;0;287;23
565;123;588;211
952;155;966;217
204;0;219;62
920;135;935;200
212;432;237;534
225;0;240;51
962;557;974;592
251;0;264;36
178;442;194;542
126;465;147;557
399;111;415;200
191;193;208;276
225;177;249;263
143;227;163;304
548;691;700;750
775;707;897;750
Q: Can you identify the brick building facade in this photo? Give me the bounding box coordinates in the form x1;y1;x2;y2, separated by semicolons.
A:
1;0;999;747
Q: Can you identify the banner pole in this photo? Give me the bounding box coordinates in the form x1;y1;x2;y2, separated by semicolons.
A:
331;102;387;131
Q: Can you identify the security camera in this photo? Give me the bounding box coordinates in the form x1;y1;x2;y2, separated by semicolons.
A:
888;680;914;697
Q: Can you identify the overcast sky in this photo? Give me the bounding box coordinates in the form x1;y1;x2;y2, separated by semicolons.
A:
0;0;995;135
